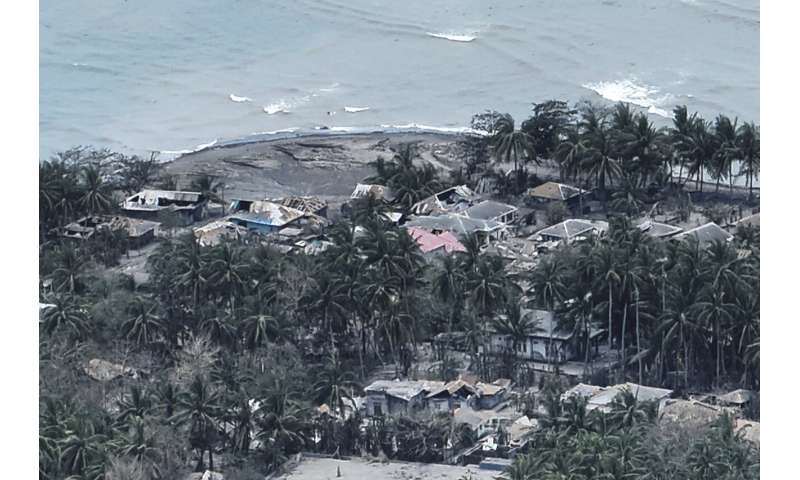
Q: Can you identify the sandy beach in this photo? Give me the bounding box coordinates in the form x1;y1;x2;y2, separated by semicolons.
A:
164;132;467;209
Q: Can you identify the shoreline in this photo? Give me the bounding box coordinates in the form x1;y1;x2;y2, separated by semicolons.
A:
162;125;486;164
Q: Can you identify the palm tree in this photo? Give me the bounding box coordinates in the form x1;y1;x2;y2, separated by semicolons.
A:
80;164;112;215
174;233;207;310
712;114;738;193
580;108;621;196
301;271;351;337
239;312;281;350
432;255;466;330
736;122;760;200
670;105;698;183
554;126;587;184
190;174;225;206
171;376;224;472
116;385;152;424
122;296;165;346
608;390;657;430
311;350;361;416
528;256;567;364
112;416;161;468
40;294;89;339
493;113;535;192
692;285;740;386
657;275;698;382
492;301;542;381
51;243;84;293
206;241;248;313
593;244;620;369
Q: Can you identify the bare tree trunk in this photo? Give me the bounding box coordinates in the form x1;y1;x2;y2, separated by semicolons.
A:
621;304;628;381
636;297;642;385
608;286;613;373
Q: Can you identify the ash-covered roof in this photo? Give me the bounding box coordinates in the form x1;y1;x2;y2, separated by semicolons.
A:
364;380;444;402
231;201;306;227
535;219;607;241
464;200;518;222
527;182;583;201
404;214;505;236
123;190;203;210
674;222;733;246
638;220;683;238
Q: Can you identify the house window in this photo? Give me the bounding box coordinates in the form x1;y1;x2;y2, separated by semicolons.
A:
374;404;383;416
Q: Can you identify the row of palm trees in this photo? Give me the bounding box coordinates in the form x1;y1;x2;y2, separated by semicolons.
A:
484;102;759;200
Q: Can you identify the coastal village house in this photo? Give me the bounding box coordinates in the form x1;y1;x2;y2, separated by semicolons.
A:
526;181;587;211
58;215;160;249
673;221;733;247
533;219;608;245
464;200;519;225
410;184;477;216
122;190;206;225
404;214;509;245
363;378;510;417
228;199;319;234
406;226;467;259
561;382;674;413
637;220;684;239
481;309;605;364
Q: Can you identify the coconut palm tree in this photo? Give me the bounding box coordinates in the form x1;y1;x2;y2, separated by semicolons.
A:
529;256;567;364
712;114;739;193
239;312;281;351
311;350;361;416
122;296;165;346
580;108;622;196
736;122;760;200
493;113;535;192
80;164;113;216
171;376;224;472
206;241;248;313
40;294;89;339
692;285;740;386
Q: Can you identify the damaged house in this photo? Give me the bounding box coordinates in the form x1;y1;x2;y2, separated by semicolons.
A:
526;181;588;211
58;215;159;249
228;199;326;235
410;184;477;216
122;190;206;225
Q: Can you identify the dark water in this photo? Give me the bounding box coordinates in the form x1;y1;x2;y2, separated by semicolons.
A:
40;0;759;158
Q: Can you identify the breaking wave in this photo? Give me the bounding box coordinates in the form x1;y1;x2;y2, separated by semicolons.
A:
229;94;252;103
263;101;293;115
425;32;476;42
582;78;674;118
344;106;370;113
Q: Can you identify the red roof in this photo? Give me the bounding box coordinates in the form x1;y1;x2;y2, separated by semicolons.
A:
407;227;467;254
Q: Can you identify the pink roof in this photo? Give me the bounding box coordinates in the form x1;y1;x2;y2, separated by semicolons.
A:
407;227;467;254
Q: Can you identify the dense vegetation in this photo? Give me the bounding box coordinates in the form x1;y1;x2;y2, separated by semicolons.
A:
503;381;758;480
39;101;759;479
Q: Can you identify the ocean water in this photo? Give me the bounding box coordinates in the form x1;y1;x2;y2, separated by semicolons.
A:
40;0;759;158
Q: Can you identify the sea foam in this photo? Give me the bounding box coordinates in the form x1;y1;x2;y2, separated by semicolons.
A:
426;32;476;42
229;94;252;103
583;79;674;118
